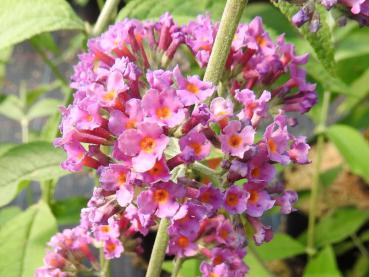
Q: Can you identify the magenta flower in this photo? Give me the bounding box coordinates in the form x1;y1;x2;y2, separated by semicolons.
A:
263;113;290;164
103;238;124;259
289;136;310;164
219;121;255;158
108;98;143;136
146;69;173;90
118;121;169;172
198;184;223;213
142;88;186;128
99;164;133;191
200;262;229;277
140;157;170;184
168;232;198;257
247;216;273;246
174;66;215;106
223;185;249;214
235;89;270;126
210;97;234;123
137;181;185;218
275;190;298;214
179;129;211;162
94;218;120;241
247;143;276;183
244;182;275;217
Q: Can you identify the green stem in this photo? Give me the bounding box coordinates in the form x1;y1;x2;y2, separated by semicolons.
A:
307;91;331;256
92;0;120;36
192;162;221;187
146;218;170;277
171;257;184;277
146;1;247;276
203;0;247;85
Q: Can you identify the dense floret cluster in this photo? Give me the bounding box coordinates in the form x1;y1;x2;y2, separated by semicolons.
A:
37;13;316;276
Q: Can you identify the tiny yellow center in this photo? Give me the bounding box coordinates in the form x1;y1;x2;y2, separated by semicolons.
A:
228;135;242;148
154;189;169;203
186;83;199;94
268;138;277;153
103;90;116;101
226;192;239;207
156;106;171;119
140;137;156;153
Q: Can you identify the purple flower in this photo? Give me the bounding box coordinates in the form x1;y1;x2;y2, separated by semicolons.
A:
275;190;298;214
36;268;68;277
125;204;154;235
140;157;170;184
137;181;185;218
198;184;223;213
168;232;198;257
118;122;169;172
247;143;276;183
200;262;229;277
108;98;143;136
244;182;275;217
179;130;211;162
142;88;186;128
263;113;290;164
99;164;133;191
235;89;270;126
219;121;255;158
146;69;173;90
210;97;234;123
103;238;124;259
174;66;215;106
247;216;273;246
223;185;249;214
289;136;310;164
94;218;120;241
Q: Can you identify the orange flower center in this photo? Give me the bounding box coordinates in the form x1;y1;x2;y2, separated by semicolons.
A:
148;161;164;176
213;255;223;265
100;225;110;233
267;138;277;153
86;114;93;122
256;35;267;47
153;188;169;203
177;236;190;248
126;119;136;129
156;106;171;119
105;241;116;253
251;167;260;178
117;172;127;186
228;135;242;148
186;83;199;94
226;192;239;207
199;191;211;203
210;273;219;277
103;90;116;101
219;228;228;240
189;142;202;155
249;190;259;204
140;137;156;153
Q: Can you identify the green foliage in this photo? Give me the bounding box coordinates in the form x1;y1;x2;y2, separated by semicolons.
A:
300;207;369;247
51;197;89;225
162;259;200;277
0;206;22;228
0;0;84;50
244;251;273;277
326;125;369;184
303;246;342;277
0;142;68;207
254;233;306;261
0;202;57;277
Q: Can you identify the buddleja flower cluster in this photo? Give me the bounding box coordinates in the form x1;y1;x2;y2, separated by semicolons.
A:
37;13;316;277
290;0;369;31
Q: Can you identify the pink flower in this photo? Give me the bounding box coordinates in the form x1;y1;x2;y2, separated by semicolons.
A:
140;157;170;184
198;184;223;213
146;69;173;90
108;98;143;136
99;164;133;191
142;88;186;128
244;182;275;217
289;136;310;164
210;97;234;123
274;190;298;214
179;130;211;162
168;232;198;257
223;185;249;214
174;66;215;106
219;121;255;158
118;122;169;172
94;218;120;241
137;181;185;218
200;262;229;277
263;112;290;164
103;238;124;259
247;216;273;246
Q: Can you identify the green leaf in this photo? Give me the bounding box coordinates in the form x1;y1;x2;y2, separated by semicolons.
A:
273;1;336;75
0;206;22;228
0;94;24;121
30;33;60;55
27;98;62;120
303;246;342;277
299;207;369;247
0;143;16;157
320;166;342;188
245;251;272;277
51;197;88;225
326;124;369;184
162;259;199;277
335;28;369;61
0;202;57;277
0;47;12;85
254;233;306;261
0;141;68;207
26;81;61;106
350;254;369;277
0;0;84;50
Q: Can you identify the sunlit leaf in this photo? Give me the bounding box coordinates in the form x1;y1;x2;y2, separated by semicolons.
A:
0;202;57;277
303;246;342;277
0;0;84;50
